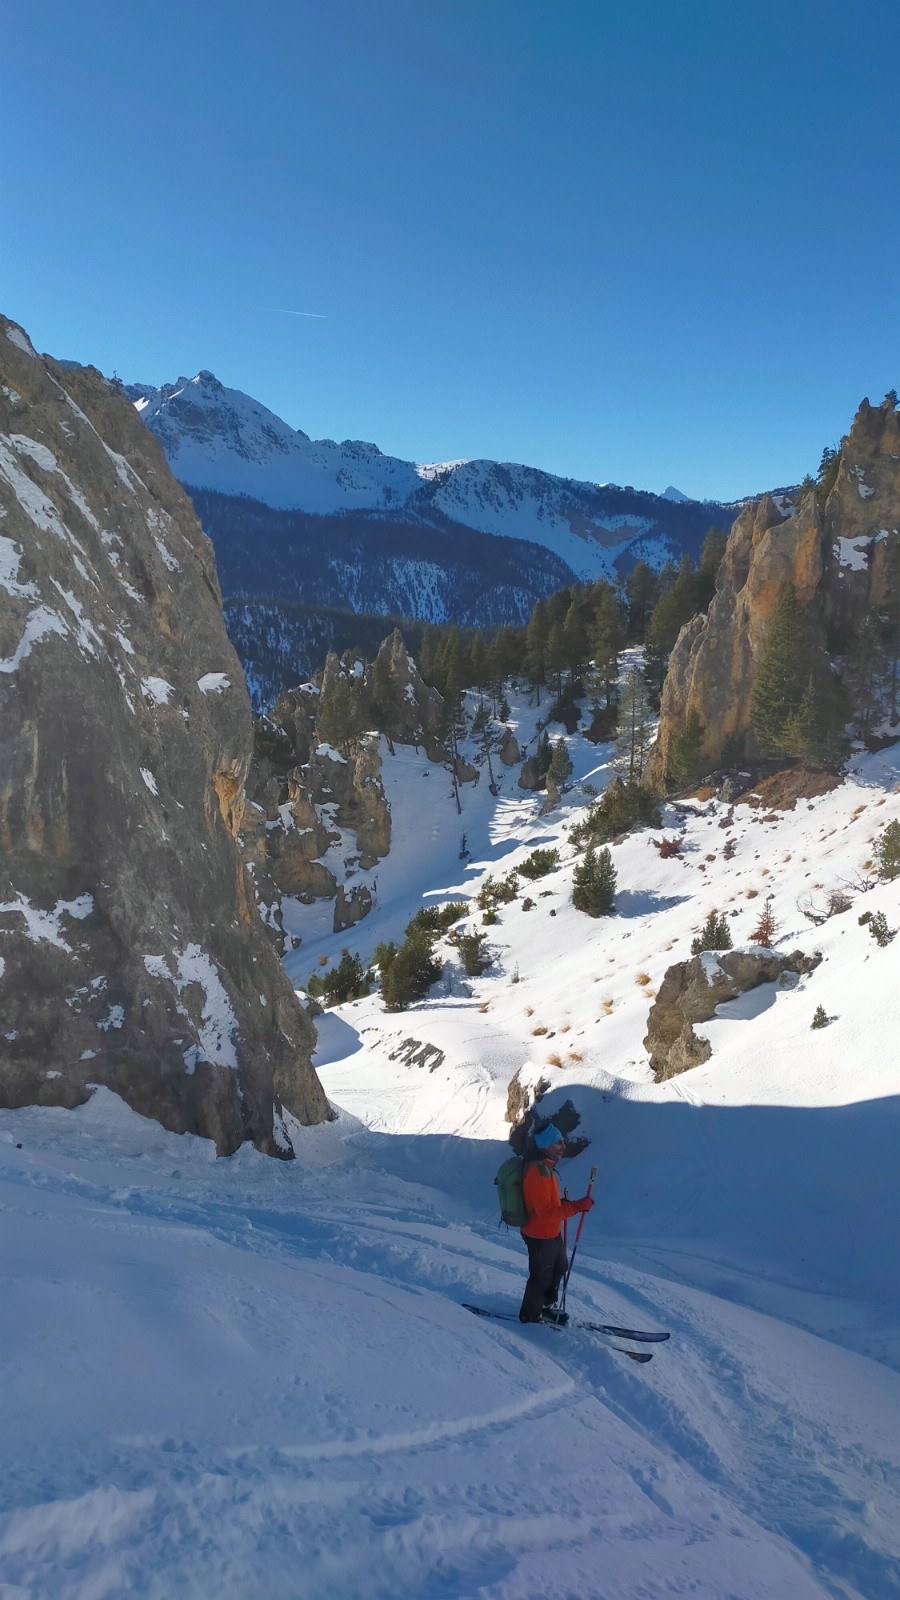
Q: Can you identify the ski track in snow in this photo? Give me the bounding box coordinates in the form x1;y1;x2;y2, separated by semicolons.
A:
2;680;899;1599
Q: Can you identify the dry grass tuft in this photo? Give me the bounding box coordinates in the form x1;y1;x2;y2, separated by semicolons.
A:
635;971;651;986
559;1023;571;1034
546;1052;563;1068
525;1005;534;1016
478;1001;490;1013
745;888;759;899
532;1025;548;1036
568;1049;584;1063
317;954;329;967
601;997;615;1015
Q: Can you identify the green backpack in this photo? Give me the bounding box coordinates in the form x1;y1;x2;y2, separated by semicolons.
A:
494;1155;528;1227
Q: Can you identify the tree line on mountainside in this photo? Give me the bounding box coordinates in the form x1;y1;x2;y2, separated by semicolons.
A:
309;488;898;794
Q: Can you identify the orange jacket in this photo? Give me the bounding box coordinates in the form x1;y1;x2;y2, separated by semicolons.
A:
522;1157;580;1239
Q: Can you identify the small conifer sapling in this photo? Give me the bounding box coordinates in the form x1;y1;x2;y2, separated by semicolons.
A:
874;819;900;882
749;895;778;946
690;911;732;954
572;846;617;917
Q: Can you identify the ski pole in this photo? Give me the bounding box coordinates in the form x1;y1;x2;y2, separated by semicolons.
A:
561;1165;596;1313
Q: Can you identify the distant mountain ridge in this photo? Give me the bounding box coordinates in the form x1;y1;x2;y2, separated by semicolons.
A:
126;371;740;590
121;368;744;702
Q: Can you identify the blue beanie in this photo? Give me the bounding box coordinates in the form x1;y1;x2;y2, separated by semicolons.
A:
534;1123;564;1149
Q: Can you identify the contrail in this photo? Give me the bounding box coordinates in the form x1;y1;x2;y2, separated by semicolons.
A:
273;308;327;318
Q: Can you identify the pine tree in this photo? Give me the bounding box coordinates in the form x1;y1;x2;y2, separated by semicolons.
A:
642;635;667;710
615;667;654;781
534;729;553;776
308;950;369;1006
376;933;442;1011
418;623;441;688
548;737;574;791
471;698;502;789
317;674;363;755
879;536;900;725
645;554;700;658
749;895;778;946
874;819;900;881
469;634;491;695
626;561;659;640
369;646;401;739
590;588;623;708
545;621;567;697
816;444;842;506
778;665;845;771
690;911;732;954
697;526;728;609
845;608;887;737
867;911;896;948
667;710;706;789
439;628;464;699
492;626;524;686
440;684;467;815
750;584;813;757
562;597;591;682
572;846;617;916
525;601;549;703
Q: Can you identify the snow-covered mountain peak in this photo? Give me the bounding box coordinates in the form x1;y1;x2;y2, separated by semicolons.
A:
416;458;473;480
126;370;419;512
128;367;741;584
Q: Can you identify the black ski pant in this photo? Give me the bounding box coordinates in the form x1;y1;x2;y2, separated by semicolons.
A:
519;1232;568;1322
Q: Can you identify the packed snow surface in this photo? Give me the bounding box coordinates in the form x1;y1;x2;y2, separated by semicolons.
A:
2;692;899;1600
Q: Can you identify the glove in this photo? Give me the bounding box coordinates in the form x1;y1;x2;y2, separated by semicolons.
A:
574;1196;594;1214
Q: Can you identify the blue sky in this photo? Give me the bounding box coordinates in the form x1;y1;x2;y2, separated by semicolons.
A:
3;0;898;499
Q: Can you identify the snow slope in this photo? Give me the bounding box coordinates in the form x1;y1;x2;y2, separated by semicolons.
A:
2;697;899;1600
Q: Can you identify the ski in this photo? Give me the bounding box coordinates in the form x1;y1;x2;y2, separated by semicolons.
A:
579;1320;670;1344
461;1303;659;1360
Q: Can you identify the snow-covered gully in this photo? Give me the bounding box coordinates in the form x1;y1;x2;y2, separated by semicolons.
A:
2;696;898;1599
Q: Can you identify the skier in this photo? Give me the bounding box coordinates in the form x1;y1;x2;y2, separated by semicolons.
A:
518;1123;593;1323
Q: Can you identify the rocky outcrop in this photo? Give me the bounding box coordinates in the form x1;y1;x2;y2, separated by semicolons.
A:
370;629;445;758
499;727;521;766
647;396;900;784
644;947;822;1081
267;686;320;767
0;318;331;1154
307;736;391;865
540;774;561;814
518;756;542;791
821;397;900;635
333;883;373;933
243;706;390;940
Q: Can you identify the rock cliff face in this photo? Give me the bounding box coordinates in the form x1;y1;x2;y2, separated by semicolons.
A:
648;397;900;783
243;661;396;940
0;319;330;1153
